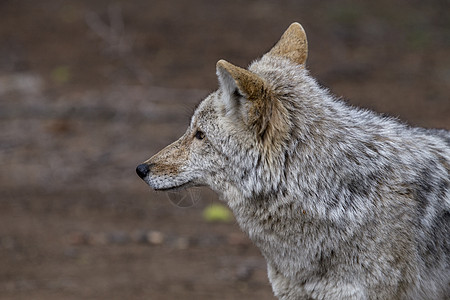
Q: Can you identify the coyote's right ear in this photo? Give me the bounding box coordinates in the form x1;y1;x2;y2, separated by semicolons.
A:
267;22;308;65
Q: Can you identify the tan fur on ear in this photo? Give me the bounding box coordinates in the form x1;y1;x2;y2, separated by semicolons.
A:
216;59;274;138
216;59;267;101
268;22;308;65
216;60;289;144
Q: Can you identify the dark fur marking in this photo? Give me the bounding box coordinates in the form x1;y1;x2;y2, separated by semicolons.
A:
414;166;436;216
282;149;291;188
437;180;449;203
260;126;268;142
256;154;262;170
363;141;380;156
345;151;361;165
327;172;375;211
347;177;370;198
233;88;243;99
317;250;335;277
419;209;450;267
281;187;288;198
241;168;249;181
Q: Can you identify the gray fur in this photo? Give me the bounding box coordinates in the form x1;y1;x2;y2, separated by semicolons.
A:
138;24;450;299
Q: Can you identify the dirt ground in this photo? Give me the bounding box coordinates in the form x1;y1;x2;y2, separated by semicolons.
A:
0;0;449;299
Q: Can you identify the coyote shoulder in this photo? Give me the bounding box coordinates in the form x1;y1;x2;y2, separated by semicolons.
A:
137;23;450;299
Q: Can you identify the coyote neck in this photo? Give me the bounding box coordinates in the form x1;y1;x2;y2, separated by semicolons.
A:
229;191;344;281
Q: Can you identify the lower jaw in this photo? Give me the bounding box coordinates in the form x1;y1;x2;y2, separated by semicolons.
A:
153;181;202;192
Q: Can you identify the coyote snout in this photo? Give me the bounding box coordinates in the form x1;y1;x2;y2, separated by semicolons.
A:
137;132;205;191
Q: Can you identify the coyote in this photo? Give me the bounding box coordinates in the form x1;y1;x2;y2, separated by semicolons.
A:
136;23;450;299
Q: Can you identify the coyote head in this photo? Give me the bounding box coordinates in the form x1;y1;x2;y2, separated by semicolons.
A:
137;23;309;199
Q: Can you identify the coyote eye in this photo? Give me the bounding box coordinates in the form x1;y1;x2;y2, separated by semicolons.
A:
195;130;205;140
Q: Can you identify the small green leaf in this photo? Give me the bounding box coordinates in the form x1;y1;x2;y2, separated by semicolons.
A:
202;204;233;223
51;66;71;84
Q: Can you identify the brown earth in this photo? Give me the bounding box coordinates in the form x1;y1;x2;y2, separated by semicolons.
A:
0;0;449;299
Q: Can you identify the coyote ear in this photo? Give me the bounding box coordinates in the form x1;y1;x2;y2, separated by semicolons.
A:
216;59;271;135
216;59;266;102
267;22;308;65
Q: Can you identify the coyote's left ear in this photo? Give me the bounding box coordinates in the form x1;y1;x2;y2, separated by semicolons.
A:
216;59;267;102
267;22;308;65
216;59;271;135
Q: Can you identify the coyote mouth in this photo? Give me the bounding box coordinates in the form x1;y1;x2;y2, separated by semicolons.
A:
153;181;197;192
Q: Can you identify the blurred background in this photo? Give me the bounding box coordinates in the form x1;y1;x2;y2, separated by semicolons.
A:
0;0;448;299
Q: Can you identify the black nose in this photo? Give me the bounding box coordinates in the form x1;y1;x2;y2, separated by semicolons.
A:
136;163;150;179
